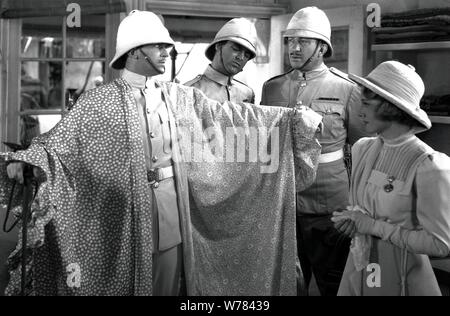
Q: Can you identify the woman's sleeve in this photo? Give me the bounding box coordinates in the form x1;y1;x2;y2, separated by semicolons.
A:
369;152;450;257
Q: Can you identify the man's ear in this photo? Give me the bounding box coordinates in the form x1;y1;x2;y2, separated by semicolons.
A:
128;48;139;59
212;42;224;60
319;43;328;56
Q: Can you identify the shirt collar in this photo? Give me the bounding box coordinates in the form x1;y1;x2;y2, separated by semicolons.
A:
204;65;232;86
121;68;160;91
121;68;147;90
294;63;328;81
380;132;415;146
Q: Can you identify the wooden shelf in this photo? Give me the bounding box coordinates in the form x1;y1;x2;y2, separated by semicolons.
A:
372;41;450;51
429;116;450;124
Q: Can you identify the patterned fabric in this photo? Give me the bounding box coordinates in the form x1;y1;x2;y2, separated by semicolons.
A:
2;79;153;296
0;78;321;296
166;84;321;295
261;64;369;217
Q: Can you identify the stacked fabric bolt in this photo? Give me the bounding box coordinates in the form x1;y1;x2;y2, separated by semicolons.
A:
421;94;450;116
372;8;450;44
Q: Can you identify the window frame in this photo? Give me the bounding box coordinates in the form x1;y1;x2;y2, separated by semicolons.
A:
1;13;120;149
20;15;108;115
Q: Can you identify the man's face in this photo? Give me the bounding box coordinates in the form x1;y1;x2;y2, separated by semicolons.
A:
218;41;253;75
139;43;172;75
287;37;318;70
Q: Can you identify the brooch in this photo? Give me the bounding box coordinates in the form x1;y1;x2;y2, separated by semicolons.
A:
384;175;395;193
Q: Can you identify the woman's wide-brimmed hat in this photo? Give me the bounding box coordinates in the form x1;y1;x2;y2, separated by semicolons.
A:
349;60;431;131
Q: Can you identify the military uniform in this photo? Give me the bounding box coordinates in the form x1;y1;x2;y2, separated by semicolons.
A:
185;65;254;103
261;63;368;296
123;69;182;296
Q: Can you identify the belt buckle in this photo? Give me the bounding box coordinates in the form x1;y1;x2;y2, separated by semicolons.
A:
147;169;159;183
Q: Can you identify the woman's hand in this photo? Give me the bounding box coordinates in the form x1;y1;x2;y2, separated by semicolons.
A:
333;217;356;237
331;210;376;236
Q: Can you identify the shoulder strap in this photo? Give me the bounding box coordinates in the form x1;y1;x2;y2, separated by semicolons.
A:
265;69;295;83
329;67;356;84
233;78;252;89
184;75;202;86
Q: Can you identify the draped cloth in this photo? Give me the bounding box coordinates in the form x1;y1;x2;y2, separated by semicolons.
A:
0;78;321;296
347;138;383;271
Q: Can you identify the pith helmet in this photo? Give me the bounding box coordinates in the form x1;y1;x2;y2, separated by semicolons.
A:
110;10;175;69
205;18;257;61
284;6;333;58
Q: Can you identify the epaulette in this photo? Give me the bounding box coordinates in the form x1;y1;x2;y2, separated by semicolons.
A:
329;67;356;84
265;68;295;83
184;75;202;86
233;78;252;89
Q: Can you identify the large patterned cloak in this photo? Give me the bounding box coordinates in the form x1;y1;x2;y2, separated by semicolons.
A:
0;79;321;295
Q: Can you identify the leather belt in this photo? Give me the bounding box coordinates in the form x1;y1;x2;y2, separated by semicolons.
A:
147;166;174;183
318;149;344;164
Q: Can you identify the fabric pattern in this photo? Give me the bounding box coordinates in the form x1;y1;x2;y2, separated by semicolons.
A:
2;79;153;295
163;83;321;295
0;78;321;296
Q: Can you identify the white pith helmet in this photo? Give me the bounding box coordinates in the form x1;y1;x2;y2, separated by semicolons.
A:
205;18;257;61
109;10;175;69
284;6;333;58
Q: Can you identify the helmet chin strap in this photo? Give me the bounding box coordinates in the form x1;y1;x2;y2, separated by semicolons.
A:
297;41;321;72
139;48;164;75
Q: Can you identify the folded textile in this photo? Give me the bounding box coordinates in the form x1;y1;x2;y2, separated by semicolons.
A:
376;30;448;39
374;31;448;41
382;15;450;27
421;95;450;116
374;34;450;44
372;24;450;34
382;7;450;20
